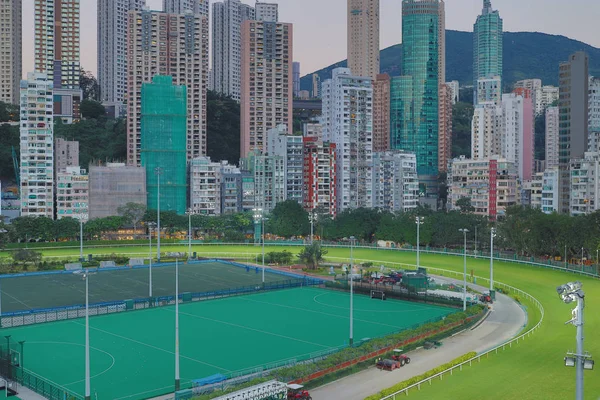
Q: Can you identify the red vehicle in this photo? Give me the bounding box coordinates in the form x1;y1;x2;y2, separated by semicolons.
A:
391;349;411;366
287;384;312;400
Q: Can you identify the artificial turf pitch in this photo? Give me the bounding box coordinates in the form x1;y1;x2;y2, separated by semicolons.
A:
0;261;288;313
3;287;453;400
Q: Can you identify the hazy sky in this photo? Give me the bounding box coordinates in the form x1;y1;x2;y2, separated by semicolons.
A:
21;0;600;78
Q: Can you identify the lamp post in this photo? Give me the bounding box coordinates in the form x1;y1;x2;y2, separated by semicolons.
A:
79;217;84;262
74;269;96;400
175;259;180;391
565;244;568;269
148;223;156;298
252;208;266;283
155;167;163;262
557;281;594;400
490;227;497;298
186;209;193;260
474;225;478;258
581;247;585;272
349;236;356;346
309;209;316;245
459;229;469;311
415;216;424;270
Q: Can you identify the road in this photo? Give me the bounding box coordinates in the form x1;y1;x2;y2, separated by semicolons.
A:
310;276;527;400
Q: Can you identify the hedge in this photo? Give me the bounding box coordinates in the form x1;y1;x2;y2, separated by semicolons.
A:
364;352;478;400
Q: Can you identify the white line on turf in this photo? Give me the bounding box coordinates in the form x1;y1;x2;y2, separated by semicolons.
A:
163;308;331;349
70;321;231;372
2;289;34;310
24;341;116;387
243;297;404;330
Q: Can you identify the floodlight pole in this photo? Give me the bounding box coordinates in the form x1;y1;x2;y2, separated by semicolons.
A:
575;295;584;400
187;209;193;259
310;210;314;245
261;216;267;284
349;236;356;347
459;229;469;311
490;228;496;292
85;272;90;400
148;225;154;298
79;218;84;262
155;167;163;262
175;259;180;391
581;247;585;272
415;217;424;269
474;226;478;258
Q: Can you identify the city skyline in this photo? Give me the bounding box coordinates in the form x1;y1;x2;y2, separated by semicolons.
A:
18;0;600;79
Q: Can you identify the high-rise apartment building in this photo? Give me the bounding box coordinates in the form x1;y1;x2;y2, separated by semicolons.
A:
514;79;541;94
502;92;534;181
473;0;502;102
54;138;79;173
267;125;304;204
250;150;286;213
322;68;373;211
535;86;559;116
545;106;559;168
56;166;89;221
373;73;390;152
446;80;459;104
293;62;301;97
34;0;80;89
164;0;209;15
371;151;419;212
589;77;600;133
392;0;442;195
347;0;380;80
438;83;453;172
255;2;278;22
303;130;337;217
19;73;54;218
312;74;321;98
0;0;21;105
570;152;600;216
448;156;518;220
140;76;188;215
98;0;145;115
127;8;209;166
189;156;222;215
541;167;559;214
212;0;257;101
559;52;589;213
240;20;293;156
476;76;502;105
471;102;503;160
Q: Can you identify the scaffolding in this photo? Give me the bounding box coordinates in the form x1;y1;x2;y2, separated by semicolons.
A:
141;75;188;215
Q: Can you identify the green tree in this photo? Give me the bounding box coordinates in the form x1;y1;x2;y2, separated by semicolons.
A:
455;197;475;213
206;90;240;164
0;101;19;122
118;202;147;239
269;200;310;238
12;249;42;267
80;68;100;101
52;218;80;241
80;99;106;119
297;243;327;270
0;123;19;181
451;102;474;158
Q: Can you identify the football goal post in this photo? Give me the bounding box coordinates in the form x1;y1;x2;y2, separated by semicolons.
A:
370;290;386;300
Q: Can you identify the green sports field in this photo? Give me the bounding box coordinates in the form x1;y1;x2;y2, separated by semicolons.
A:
0;261;290;314
2;287;452;400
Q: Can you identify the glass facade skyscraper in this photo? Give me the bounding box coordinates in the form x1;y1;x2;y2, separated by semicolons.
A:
473;0;503;96
391;0;441;195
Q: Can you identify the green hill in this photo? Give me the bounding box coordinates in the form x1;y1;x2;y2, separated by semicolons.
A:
300;30;600;90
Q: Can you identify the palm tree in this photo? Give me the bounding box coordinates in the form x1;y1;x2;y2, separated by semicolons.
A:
297;243;328;270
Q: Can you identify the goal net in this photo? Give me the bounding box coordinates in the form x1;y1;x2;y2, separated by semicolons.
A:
370;290;386;300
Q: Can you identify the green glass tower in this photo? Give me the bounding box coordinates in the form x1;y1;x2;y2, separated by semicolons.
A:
141;75;188;215
391;0;441;195
473;0;503;93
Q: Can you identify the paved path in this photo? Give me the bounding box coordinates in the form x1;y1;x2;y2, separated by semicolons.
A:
310;276;527;400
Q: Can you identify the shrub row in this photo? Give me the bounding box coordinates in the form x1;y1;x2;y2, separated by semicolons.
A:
364;351;478;400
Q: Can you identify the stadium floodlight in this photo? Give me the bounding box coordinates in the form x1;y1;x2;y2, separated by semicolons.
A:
557;282;592;400
186;209;194;259
148;222;157;298
349;236;357;347
458;229;469;311
415;217;425;270
175;259;180;391
490;227;497;293
155;167;163;262
74;269;96;400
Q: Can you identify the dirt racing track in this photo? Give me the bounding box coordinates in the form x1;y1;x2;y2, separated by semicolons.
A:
310;276;527;400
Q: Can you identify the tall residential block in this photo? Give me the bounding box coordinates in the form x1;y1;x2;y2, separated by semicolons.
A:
293;62;301;97
140;76;188;215
303;131;337;217
347;0;380;80
570;152;600;216
541;167;559;214
127;8;209;166
212;0;256;101
476;76;502;105
589;77;600;143
54;138;79;173
240;20;293;156
559;52;589;213
89;163;147;219
255;2;278;22
98;0;146;114
56;166;89;221
371;151;419;212
322;68;373;211
535;86;559;116
19;73;54;218
502;92;534;181
267;125;304;205
545;106;559;168
312;74;321;98
0;0;21;105
34;0;80;89
189;156;222;215
446;80;459;104
471;102;502;160
373;73;390;152
448;156;518;220
164;0;209;15
438;83;453;172
392;0;442;195
473;0;502;102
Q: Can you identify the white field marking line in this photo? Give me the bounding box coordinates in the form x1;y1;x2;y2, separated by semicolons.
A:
311;292;437;314
243;297;404;330
70;321;231;372
164;307;331;349
25;341;116;387
2;289;34;310
112;382;186;400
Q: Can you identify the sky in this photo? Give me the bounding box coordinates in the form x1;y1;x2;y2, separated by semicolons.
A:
21;0;600;79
